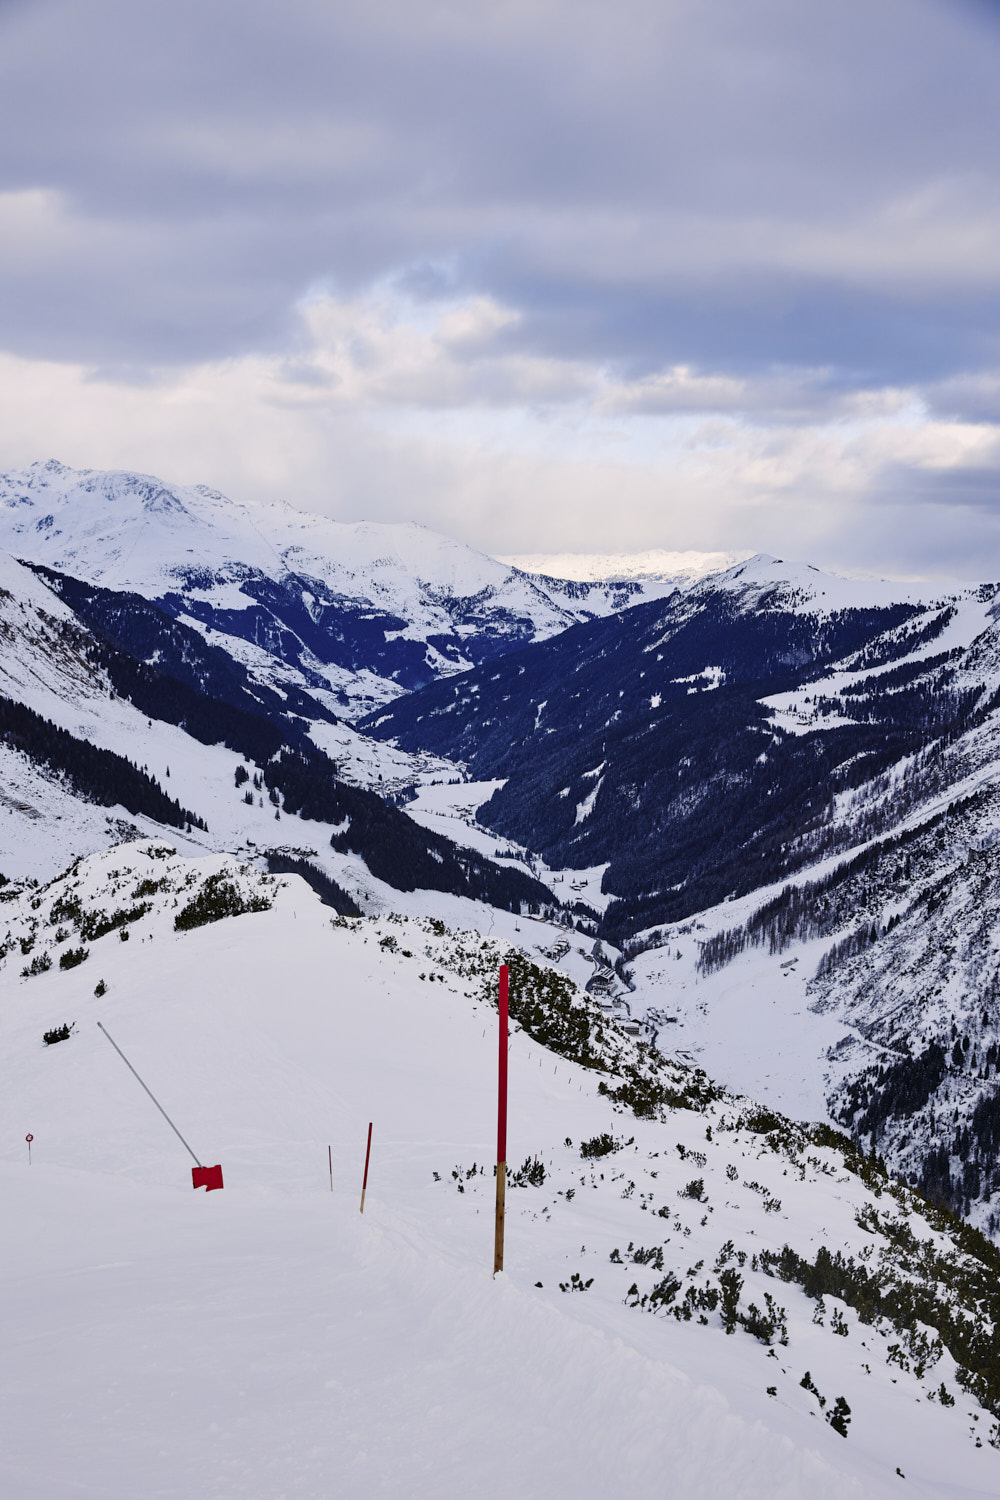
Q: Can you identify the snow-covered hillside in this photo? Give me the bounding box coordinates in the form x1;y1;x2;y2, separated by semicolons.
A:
0;462;678;717
3;842;1000;1497
0;547;560;949
9;453;1000;1498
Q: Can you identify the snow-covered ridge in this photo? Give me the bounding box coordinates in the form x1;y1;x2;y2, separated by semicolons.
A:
0;462;686;716
497;546;754;587
690;551;987;617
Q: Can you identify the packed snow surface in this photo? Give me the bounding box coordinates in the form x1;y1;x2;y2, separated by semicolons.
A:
1;844;998;1498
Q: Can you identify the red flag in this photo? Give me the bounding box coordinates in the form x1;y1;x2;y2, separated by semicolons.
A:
192;1164;224;1191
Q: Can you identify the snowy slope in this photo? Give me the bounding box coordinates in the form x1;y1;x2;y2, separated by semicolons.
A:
2;843;999;1497
0;549;555;943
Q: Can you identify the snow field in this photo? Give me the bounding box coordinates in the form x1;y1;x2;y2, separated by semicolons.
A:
1;847;997;1497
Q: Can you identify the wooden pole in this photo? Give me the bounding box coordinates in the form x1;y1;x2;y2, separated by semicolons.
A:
359;1121;372;1213
494;964;509;1274
328;1144;333;1192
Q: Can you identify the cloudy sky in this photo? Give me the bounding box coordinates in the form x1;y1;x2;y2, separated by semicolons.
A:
1;0;999;575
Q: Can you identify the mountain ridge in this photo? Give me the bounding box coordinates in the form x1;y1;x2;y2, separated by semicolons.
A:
0;461;681;717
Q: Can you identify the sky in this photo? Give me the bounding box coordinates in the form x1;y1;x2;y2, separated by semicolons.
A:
1;0;1000;577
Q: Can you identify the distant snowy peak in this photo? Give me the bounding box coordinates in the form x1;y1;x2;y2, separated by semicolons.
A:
690;551;991;619
0;460;654;610
0;461;685;716
497;546;754;588
502;545;993;620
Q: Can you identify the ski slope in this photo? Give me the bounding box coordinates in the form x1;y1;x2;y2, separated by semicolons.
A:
1;845;997;1498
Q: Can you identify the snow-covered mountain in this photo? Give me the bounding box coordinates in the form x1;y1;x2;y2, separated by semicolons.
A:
497;546;755;586
0;545;560;935
8;465;1000;1490
361;552;996;929
353;547;1000;1245
3;840;1000;1496
0;462;679;718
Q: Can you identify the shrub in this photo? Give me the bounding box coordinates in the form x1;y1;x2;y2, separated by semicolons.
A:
508;1157;546;1187
59;946;89;970
174;872;271;931
580;1132;619;1159
828;1396;851;1437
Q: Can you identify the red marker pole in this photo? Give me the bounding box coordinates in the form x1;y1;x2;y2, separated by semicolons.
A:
359;1122;372;1213
25;1133;33;1166
494;964;509;1275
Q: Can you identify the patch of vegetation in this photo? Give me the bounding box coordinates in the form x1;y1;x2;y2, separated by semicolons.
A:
559;1272;593;1293
580;1132;623;1159
58;946;89;970
43;1023;73;1045
598;1068;721;1119
508;1157;546;1187
78;903;151;942
759;1228;1000;1419
21;951;51;977
421;925;722;1124
174;872;272;931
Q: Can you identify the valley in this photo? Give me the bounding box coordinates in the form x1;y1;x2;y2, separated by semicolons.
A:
4;462;1000;1494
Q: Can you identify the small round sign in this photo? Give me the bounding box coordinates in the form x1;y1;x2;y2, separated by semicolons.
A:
25;1133;33;1143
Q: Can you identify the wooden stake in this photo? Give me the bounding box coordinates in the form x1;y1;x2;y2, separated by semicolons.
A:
360;1121;372;1213
494;1159;506;1273
494;964;509;1274
328;1144;333;1192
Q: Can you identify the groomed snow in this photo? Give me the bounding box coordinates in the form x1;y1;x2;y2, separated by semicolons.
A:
1;845;997;1498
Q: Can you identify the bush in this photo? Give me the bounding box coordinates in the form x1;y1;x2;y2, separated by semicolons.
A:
828;1396;851;1437
58;946;89;970
580;1132;619;1159
508;1157;546;1187
43;1023;73;1045
174;872;271;931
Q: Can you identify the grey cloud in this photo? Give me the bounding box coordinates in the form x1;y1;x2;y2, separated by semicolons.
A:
922;374;1000;425
1;0;1000;391
874;461;1000;512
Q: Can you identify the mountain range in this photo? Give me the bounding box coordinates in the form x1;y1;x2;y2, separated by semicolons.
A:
5;459;1000;1492
0;460;682;719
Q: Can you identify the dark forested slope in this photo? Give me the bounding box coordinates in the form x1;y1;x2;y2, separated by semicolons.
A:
361;577;950;935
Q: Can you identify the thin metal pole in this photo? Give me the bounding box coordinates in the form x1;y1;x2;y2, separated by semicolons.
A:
328;1144;333;1192
96;1022;202;1167
360;1122;372;1213
494;964;509;1275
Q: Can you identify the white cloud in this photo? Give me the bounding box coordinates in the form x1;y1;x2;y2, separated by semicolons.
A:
1;284;999;578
